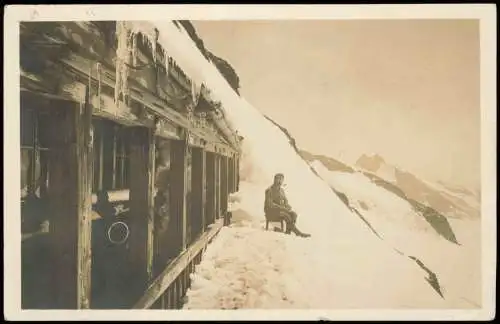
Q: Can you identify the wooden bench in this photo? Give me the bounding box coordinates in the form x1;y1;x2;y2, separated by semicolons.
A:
265;211;286;232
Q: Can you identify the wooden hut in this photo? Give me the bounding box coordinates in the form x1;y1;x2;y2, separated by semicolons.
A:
20;21;241;309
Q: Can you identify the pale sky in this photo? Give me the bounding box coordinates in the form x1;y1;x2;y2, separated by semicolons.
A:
192;20;480;190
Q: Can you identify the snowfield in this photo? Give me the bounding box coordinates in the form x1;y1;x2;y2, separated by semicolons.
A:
121;21;482;309
183;178;481;309
311;162;482;308
185;182;449;309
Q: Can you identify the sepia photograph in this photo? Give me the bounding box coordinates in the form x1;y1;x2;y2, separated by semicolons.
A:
3;4;496;321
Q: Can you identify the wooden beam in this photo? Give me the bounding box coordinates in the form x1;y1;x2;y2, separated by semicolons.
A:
133;219;224;309
59;54;239;152
47;85;93;309
128;126;156;297
22;75;238;157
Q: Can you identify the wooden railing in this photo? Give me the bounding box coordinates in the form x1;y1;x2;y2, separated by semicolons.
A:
134;216;227;309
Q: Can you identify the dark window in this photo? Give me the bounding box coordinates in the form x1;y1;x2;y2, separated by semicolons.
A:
20;108;51;236
20;149;33;198
20;109;50;200
21;109;34;147
115;127;130;190
92;120;130;193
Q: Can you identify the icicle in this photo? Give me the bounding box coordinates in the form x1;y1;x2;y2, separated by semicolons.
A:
140;33;149;52
191;80;197;104
163;49;170;79
131;32;138;67
114;21;135;106
137;28;158;65
115;21;124;104
96;62;102;111
152;28;159;64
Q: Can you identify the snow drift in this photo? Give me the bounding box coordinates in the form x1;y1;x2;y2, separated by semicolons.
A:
118;21;481;309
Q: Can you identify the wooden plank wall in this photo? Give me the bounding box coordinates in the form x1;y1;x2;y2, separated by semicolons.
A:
127;126;155;300
47;86;93;309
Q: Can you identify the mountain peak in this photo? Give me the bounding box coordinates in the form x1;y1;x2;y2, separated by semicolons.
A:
355;153;387;173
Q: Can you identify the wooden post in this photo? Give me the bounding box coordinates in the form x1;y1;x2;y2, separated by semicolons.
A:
48;86;93;309
228;156;234;194
215;155;221;219
227;156;232;195
236;157;240;191
170;138;188;253
185;147;192;246
190;148;205;239
91;120;104;191
153;138;172;277
234;156;238;192
233;156;237;193
201;150;207;231
205;152;215;228
128;126;155;297
220;156;229;215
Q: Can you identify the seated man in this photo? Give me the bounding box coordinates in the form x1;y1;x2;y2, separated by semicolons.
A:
265;173;311;238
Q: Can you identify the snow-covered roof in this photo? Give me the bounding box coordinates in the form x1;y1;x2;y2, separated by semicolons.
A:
116;20;241;148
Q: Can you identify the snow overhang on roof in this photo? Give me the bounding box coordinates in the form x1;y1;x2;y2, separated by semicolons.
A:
116;20;241;149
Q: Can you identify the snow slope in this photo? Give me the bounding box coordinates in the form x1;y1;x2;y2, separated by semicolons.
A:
122;21;480;309
311;161;482;308
185;182;449;309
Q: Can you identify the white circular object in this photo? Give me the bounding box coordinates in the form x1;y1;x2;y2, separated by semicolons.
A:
107;221;130;245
